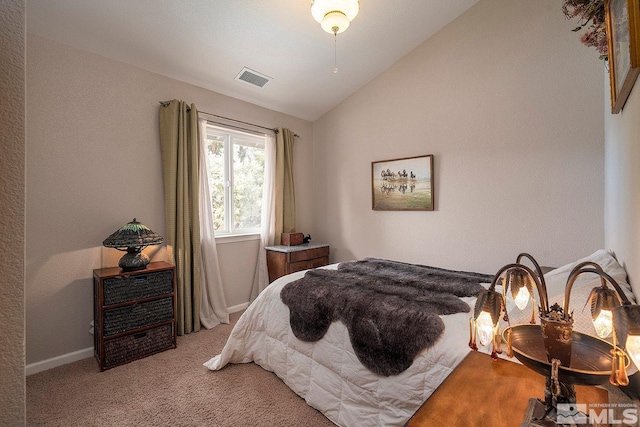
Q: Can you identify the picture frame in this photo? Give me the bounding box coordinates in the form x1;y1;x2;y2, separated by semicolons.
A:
606;0;640;113
371;154;434;211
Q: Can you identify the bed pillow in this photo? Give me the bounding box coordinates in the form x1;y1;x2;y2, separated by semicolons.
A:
503;250;636;338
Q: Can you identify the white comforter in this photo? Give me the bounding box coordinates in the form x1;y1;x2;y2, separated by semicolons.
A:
204;264;478;427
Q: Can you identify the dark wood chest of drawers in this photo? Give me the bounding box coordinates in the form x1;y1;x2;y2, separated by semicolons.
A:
93;261;176;371
265;243;330;282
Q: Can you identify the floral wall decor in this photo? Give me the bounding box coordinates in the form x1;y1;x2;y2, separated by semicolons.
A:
562;0;608;59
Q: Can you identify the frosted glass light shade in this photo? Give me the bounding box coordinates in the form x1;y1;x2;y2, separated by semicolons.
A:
476;311;495;347
513;286;531;311
626;334;640;370
506;268;533;311
613;304;640;370
592;309;613;338
311;0;359;34
320;11;350;34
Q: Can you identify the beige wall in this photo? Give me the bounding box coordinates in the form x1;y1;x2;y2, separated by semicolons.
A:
0;0;26;424
313;0;605;274
605;74;640;295
26;35;313;365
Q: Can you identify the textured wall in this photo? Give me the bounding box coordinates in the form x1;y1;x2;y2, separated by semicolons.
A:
26;35;313;365
313;0;605;274
0;0;26;424
605;73;640;295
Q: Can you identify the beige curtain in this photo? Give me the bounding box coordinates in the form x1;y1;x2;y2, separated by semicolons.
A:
159;100;201;335
197;118;229;328
250;133;276;301
274;128;296;245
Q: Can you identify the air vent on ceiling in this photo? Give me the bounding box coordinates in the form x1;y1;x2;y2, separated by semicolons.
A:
235;67;272;88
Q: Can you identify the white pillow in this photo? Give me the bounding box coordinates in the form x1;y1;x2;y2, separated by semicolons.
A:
502;250;636;338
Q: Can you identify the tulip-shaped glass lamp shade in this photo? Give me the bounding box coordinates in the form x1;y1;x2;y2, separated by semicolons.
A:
563;265;629;341
311;0;359;34
588;286;620;338
476;311;498;346
102;218;164;271
505;269;534;311
563;266;637;386
470;261;547;361
614;304;640;370
470;288;504;359
512;253;550;323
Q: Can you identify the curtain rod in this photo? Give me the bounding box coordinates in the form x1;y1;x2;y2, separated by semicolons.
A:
158;101;299;138
203;119;269;137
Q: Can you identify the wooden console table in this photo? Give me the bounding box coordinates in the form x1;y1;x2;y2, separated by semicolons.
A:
406;351;608;427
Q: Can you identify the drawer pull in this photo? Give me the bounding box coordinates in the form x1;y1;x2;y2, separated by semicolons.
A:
132;276;149;285
134;331;147;339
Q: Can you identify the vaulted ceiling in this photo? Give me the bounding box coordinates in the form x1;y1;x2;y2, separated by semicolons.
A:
27;0;480;121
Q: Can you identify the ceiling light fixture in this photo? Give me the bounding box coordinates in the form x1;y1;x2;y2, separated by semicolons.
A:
311;0;360;73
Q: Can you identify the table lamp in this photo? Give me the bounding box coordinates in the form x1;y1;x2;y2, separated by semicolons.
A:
469;253;640;425
102;218;164;271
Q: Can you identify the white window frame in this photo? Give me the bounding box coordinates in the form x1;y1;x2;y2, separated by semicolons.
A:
203;122;266;237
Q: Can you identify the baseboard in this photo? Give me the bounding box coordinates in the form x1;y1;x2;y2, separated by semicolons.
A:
227;302;249;313
26;347;94;376
27;303;249;375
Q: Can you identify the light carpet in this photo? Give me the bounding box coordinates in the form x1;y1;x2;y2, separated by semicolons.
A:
27;312;335;426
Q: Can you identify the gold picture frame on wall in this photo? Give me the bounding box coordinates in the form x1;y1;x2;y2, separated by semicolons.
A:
606;0;640;113
371;154;434;211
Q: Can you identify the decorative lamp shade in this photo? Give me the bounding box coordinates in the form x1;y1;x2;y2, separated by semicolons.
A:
102;218;164;271
588;286;620;338
311;0;359;34
506;268;534;311
613;304;640;370
473;289;503;347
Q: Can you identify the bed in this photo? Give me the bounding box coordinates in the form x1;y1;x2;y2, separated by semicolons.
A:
204;250;636;427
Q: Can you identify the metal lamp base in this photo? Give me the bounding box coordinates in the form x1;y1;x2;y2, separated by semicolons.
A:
118;249;150;271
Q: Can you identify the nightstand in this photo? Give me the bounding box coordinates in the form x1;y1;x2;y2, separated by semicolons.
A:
405;351;608;427
265;243;330;282
93;261;176;371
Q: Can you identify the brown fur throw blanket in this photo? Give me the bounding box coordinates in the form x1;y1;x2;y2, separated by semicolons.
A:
280;258;492;376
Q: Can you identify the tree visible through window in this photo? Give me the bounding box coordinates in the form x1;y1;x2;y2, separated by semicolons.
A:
203;123;265;235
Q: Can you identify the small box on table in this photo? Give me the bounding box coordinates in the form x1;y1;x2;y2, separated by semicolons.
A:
281;232;304;246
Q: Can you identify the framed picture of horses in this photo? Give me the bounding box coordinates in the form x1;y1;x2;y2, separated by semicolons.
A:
371;154;434;211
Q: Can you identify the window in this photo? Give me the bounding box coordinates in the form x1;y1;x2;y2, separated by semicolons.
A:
203;122;266;236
